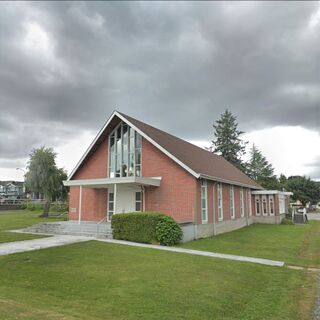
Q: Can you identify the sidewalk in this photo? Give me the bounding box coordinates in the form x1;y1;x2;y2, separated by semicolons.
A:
0;235;89;256
96;238;285;267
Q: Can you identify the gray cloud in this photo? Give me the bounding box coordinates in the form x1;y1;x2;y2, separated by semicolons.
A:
0;1;320;168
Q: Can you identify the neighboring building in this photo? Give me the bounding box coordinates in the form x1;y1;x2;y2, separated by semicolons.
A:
64;111;292;240
0;181;24;198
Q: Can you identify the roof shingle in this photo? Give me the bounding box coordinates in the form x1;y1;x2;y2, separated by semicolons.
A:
119;112;262;189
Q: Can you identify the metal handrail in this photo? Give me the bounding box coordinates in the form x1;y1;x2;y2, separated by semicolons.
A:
96;216;108;238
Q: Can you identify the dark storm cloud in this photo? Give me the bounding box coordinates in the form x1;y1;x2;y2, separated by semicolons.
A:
0;1;320;166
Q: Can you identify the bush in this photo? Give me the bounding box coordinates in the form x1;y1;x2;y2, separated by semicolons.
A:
281;218;294;225
156;215;183;246
23;201;44;211
50;202;68;213
112;212;182;246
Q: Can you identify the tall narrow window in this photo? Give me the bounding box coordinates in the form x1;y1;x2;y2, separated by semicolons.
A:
135;131;142;177
262;196;267;215
201;180;208;223
230;185;235;219
135;191;142;211
217;183;223;221
108;192;114;221
108;122;142;178
248;190;252;216
269;196;274;215
255;196;261;215
121;123;128;177
240;187;244;217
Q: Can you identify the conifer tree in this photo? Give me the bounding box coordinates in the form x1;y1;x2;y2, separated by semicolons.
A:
212;109;247;171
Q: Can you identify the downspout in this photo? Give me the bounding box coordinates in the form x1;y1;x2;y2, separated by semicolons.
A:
114;183;117;214
78;185;82;225
142;186;145;212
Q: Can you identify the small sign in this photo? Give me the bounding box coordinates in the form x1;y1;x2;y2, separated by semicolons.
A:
71;208;77;213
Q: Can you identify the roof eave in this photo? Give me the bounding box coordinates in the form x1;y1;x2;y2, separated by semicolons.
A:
199;174;263;190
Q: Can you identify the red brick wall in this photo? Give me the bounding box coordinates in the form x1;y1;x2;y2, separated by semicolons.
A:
69;138;108;221
142;138;198;223
73;140;108;179
69;187;108;221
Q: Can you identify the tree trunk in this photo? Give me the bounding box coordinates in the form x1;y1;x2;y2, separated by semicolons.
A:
40;200;50;218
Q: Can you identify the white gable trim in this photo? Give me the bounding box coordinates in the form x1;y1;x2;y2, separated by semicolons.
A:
68;111;118;180
115;112;200;179
68;111;200;180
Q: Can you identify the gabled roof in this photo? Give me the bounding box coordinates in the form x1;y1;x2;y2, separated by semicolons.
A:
69;111;262;189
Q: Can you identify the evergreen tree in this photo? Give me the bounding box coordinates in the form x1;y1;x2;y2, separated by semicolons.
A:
212;109;247;170
246;144;277;189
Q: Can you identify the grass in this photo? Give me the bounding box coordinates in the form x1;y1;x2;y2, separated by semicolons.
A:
0;240;317;320
0;210;65;243
180;221;320;267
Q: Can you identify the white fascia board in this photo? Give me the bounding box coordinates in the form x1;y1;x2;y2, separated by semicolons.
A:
252;190;293;196
199;174;263;190
67;110;118;180
64;176;162;187
115;112;200;179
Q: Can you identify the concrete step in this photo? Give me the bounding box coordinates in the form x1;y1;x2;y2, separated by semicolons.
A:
20;221;113;239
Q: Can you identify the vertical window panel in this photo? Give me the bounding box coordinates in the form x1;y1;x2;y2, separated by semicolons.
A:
230;185;235;219
201;180;208;223
217;183;223;221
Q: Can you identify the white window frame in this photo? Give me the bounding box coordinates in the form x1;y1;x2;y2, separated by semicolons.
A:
269;195;275;215
108;121;142;178
107;191;114;221
255;195;261;216
201;180;208;224
217;183;223;221
230;185;235;219
248;189;252;217
135;191;142;212
240;187;244;218
262;195;267;216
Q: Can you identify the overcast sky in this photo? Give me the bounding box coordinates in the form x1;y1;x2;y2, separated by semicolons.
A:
0;1;320;181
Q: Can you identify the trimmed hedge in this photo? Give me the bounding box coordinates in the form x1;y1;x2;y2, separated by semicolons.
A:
111;212;182;246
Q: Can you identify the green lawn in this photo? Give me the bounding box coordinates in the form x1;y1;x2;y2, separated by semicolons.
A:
0;210;65;243
180;221;320;267
0;241;316;320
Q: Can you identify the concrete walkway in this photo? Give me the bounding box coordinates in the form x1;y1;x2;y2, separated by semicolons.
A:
0;235;89;256
0;233;284;267
96;238;285;267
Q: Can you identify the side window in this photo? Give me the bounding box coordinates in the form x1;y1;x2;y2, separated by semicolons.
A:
255;196;261;216
262;196;267;215
269;196;274;215
217;183;223;221
108;192;114;220
135;191;142;211
230;185;235;219
201;180;208;223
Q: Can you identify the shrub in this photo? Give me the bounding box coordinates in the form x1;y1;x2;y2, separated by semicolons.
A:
24;201;44;211
156;215;183;246
50;202;69;213
281;218;294;225
112;212;182;246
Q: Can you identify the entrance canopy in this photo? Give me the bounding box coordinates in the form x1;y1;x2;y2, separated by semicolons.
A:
63;176;161;188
